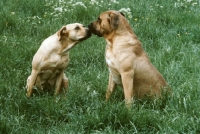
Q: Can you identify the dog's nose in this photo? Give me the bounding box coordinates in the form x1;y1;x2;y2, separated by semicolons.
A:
88;23;92;28
88;23;94;31
87;28;92;37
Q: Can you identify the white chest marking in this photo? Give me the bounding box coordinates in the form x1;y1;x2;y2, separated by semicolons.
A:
105;57;112;66
106;57;122;86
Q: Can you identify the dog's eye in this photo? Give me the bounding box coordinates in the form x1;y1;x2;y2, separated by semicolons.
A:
75;26;80;30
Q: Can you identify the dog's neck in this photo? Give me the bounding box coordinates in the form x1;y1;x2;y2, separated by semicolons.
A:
104;31;115;44
105;30;141;49
59;40;77;55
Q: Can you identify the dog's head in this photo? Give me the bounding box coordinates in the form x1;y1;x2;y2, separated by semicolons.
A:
88;10;126;37
57;23;91;42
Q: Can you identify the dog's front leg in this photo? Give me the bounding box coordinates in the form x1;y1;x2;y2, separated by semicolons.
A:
121;71;134;108
106;73;116;100
26;69;38;97
62;73;68;93
55;71;64;95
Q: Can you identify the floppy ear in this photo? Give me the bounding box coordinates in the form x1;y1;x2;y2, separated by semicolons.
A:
57;26;68;41
108;13;119;30
119;12;125;17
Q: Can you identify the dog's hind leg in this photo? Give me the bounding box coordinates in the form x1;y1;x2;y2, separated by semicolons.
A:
26;69;38;97
106;73;117;100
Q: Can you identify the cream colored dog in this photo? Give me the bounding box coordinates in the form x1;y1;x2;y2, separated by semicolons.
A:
89;10;170;107
26;23;91;97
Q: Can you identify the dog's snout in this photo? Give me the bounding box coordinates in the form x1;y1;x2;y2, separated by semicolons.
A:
88;23;94;31
86;28;92;37
88;23;97;34
78;28;91;41
88;23;102;37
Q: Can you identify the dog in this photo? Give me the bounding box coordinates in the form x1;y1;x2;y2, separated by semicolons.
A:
26;23;91;97
89;10;170;107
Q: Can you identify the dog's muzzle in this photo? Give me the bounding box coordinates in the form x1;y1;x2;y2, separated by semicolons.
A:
88;23;102;37
79;29;92;41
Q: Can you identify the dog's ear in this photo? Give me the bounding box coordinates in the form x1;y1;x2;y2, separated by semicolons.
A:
108;13;119;30
119;12;125;17
57;26;68;41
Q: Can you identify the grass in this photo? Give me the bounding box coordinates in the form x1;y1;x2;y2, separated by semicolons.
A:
0;0;200;133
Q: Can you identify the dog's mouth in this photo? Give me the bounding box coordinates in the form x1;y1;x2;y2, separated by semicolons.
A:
79;29;92;41
88;23;102;37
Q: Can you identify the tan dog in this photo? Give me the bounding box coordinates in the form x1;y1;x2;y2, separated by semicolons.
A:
89;10;170;107
26;23;91;97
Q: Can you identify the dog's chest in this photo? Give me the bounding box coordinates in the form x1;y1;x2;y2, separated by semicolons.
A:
105;51;116;68
39;54;69;80
51;54;69;68
105;46;119;69
40;54;69;72
105;49;122;85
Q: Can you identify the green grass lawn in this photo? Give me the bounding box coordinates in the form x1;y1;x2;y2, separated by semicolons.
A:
0;0;200;133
